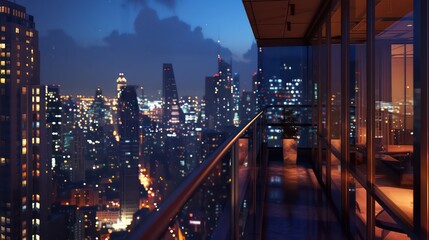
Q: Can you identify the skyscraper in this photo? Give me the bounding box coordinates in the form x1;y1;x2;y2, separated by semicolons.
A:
216;55;234;129
0;2;49;239
162;63;187;178
204;75;218;129
232;73;240;126
118;85;141;226
46;85;62;171
88;87;106;169
162;63;183;138
116;73;127;99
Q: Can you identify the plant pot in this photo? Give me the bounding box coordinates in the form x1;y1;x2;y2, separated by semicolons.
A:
283;138;298;164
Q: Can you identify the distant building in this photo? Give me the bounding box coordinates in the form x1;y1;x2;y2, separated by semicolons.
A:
240;90;255;122
116;73;127;99
46;85;63;171
70;188;99;207
88;87;107;169
204;75;218;129
70;127;87;182
162;63;183;138
232;73;240;126
215;55;234;129
162;64;187;178
117;85;141;226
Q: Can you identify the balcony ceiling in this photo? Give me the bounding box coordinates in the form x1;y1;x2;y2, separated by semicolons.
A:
244;0;413;46
243;0;323;46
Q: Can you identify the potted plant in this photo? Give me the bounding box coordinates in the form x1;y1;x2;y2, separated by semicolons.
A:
281;108;299;163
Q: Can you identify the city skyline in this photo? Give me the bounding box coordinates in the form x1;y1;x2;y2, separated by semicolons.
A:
14;0;258;98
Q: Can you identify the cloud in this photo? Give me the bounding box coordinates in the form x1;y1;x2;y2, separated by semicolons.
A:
128;0;177;9
39;7;256;97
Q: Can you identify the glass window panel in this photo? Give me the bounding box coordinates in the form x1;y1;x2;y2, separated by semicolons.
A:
321;23;328;185
349;0;368;179
330;1;341;212
374;0;414;225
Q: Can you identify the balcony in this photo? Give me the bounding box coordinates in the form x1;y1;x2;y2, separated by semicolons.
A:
125;106;346;239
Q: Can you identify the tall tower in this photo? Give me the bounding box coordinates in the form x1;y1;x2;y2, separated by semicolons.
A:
46;85;62;171
0;2;49;239
216;54;234;129
117;86;141;226
88;87;106;169
232;73;240;126
204;75;218;129
162;63;183;137
116;73;127;99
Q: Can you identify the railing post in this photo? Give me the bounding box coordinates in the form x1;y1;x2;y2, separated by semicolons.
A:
231;142;239;239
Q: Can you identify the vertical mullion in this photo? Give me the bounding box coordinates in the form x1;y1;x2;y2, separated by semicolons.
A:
326;10;332;196
366;0;376;239
341;0;350;234
318;28;323;181
414;0;429;238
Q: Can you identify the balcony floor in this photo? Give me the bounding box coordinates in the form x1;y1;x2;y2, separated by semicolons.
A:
263;150;346;239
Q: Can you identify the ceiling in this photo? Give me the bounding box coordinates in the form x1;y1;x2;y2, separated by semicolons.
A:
243;0;324;46
243;0;413;46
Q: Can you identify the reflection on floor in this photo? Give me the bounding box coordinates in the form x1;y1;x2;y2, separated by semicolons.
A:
263;151;346;240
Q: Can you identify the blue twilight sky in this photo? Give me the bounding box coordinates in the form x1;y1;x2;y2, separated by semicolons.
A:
15;0;257;97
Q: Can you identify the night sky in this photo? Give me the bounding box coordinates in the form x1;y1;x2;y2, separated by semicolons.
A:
15;0;257;97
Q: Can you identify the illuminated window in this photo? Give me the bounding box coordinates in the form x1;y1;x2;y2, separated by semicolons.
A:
0;78;4;84
15;28;19;34
0;61;4;66
0;43;5;48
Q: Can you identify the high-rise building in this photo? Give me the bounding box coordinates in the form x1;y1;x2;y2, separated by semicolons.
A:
0;2;50;239
232;73;240;126
61;97;77;179
216;55;234;129
46;85;62;171
116;73;127;99
70;127;86;183
204;53;236;131
162;64;187;178
180;96;200;129
118;85;141;226
88;87;106;170
204;75;218;129
240;90;255;122
252;71;261;111
162;63;183;138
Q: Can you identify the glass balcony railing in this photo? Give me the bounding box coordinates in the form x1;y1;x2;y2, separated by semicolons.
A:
125;105;313;240
126;110;265;240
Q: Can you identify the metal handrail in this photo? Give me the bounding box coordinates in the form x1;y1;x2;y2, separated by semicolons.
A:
126;110;264;240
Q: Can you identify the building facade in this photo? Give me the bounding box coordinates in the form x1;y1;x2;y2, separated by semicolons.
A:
118;85;141;226
0;2;50;239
